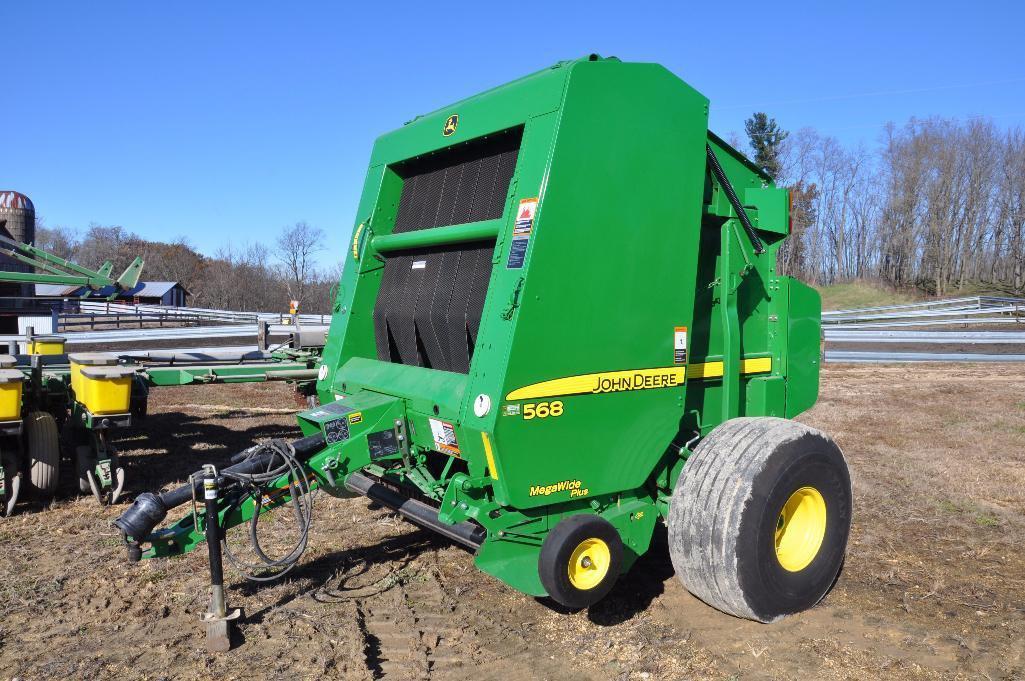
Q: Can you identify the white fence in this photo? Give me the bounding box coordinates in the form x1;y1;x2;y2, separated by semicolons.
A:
76;300;331;325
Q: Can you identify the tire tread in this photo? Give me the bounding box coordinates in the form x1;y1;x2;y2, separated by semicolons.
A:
26;411;60;499
668;417;837;622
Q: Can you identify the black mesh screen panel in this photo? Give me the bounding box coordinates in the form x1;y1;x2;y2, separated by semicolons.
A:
373;129;520;374
391;129;520;234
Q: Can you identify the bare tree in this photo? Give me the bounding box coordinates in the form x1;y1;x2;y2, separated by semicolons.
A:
202;242;279;311
876;118;1004;294
76;224;137;273
145;237;207;303
766;116;1022;296
275;221;325;311
995;129;1025;292
35;224;80;261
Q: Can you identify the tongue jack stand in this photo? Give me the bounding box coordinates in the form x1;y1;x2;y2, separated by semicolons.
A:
200;466;240;652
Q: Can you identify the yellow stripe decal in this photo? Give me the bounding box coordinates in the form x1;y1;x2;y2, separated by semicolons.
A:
686;356;772;380
505;358;772;401
351;223;365;260
481;432;498;481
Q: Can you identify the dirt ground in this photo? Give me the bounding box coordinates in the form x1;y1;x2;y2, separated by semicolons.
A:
2;365;1025;680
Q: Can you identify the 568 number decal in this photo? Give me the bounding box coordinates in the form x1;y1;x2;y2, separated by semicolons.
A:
523;401;564;420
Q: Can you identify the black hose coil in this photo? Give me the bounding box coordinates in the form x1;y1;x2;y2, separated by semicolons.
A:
220;439;315;581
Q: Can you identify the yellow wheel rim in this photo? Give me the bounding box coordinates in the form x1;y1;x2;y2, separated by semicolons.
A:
774;486;827;572
567;538;611;590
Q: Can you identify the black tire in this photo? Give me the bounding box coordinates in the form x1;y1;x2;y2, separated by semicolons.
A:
26;411;61;499
539;514;623;609
668;417;851;623
131;378;148;420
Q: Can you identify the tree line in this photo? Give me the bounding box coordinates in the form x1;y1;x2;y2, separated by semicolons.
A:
36;112;1025;314
746;113;1025;296
35;221;339;314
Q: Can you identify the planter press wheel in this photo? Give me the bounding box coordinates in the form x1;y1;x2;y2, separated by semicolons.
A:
82;439;125;506
75;444;93;495
1;446;21;516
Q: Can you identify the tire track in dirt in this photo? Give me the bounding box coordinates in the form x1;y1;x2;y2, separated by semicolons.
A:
24;373;1025;678
242;534;559;680
341;547;548;680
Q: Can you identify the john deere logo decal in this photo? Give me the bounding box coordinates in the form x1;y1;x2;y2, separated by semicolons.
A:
443;114;458;136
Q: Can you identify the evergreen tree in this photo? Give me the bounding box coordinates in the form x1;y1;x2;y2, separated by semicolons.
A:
744;112;788;179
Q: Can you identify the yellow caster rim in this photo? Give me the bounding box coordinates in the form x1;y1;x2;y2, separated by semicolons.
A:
567;537;611;590
774;486;827;572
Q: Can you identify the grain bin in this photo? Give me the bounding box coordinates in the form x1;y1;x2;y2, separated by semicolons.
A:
0;191;36;298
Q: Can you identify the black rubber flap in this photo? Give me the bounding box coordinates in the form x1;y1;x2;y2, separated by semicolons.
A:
373;129;520;373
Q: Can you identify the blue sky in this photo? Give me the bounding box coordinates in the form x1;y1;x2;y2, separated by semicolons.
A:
4;1;1022;267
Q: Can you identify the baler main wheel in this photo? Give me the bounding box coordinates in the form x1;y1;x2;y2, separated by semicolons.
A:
25;411;61;500
539;514;623;609
668;417;851;622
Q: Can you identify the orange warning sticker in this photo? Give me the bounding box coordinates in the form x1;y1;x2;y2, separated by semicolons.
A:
674;326;688;364
429;417;461;457
516;197;537;221
508;197;538;269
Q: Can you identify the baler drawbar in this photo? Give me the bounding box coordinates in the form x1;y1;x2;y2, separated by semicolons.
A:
116;55;852;647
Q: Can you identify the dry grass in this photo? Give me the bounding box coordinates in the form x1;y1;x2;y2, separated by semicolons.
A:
817;280;920;311
1;368;1025;679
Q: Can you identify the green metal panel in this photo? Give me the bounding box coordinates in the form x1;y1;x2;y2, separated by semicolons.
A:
368;62;572;167
333;357;468;420
0;234;145;295
371;219;502;253
492;60;710;508
784;278;822;417
142;362;315;386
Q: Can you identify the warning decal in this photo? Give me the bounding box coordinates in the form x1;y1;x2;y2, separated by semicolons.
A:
367;429;399;460
429;418;461;456
674;326;688;365
324;417;350;445
514;198;537;227
506;197;537;269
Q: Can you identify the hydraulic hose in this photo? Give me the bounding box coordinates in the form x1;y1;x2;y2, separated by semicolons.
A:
220;439;316;581
114;433;325;540
165;434;323;508
705;143;766;255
